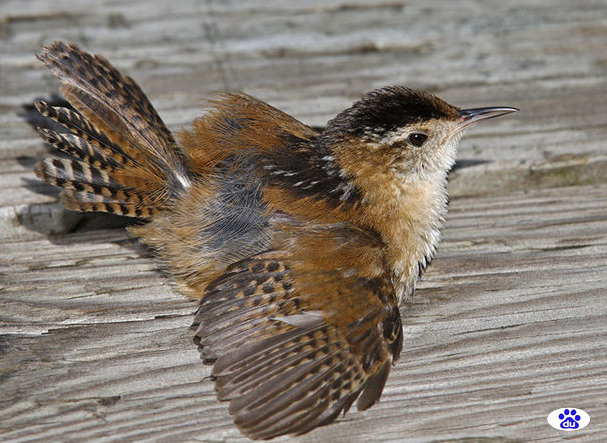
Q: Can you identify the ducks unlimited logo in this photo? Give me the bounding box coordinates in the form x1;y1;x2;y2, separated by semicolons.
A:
547;408;590;431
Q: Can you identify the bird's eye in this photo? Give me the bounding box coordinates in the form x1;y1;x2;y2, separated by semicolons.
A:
407;132;428;147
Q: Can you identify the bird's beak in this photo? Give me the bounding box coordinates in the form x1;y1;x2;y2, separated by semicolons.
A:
456;106;518;132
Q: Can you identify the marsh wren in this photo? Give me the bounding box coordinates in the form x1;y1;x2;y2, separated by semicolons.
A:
34;41;517;440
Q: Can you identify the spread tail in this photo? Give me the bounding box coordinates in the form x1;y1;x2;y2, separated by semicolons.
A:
34;41;191;218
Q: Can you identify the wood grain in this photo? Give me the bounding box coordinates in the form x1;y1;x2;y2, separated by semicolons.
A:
1;1;606;442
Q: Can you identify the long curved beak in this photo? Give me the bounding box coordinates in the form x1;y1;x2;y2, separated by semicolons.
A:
457;106;518;131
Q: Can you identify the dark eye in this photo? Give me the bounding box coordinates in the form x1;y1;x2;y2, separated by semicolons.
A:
407;132;428;147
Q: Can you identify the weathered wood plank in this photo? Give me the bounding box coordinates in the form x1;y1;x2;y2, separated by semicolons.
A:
1;0;607;442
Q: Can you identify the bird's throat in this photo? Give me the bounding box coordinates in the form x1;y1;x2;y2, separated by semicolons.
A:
359;171;449;305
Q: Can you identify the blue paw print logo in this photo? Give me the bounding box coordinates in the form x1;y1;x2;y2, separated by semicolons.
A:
559;409;581;429
547;407;589;431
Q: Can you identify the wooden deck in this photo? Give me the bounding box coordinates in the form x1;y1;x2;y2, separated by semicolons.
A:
1;1;606;442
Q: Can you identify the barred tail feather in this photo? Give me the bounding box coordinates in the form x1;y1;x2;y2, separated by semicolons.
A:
35;100;138;168
34;158;160;217
59;189;158;217
36;127;123;170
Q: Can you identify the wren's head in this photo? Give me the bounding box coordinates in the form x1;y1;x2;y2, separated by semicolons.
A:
318;87;517;302
322;86;517;183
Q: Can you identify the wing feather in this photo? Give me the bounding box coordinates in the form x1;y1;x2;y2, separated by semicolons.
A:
192;242;403;440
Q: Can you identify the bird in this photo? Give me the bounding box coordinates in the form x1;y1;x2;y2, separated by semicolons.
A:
33;41;517;440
